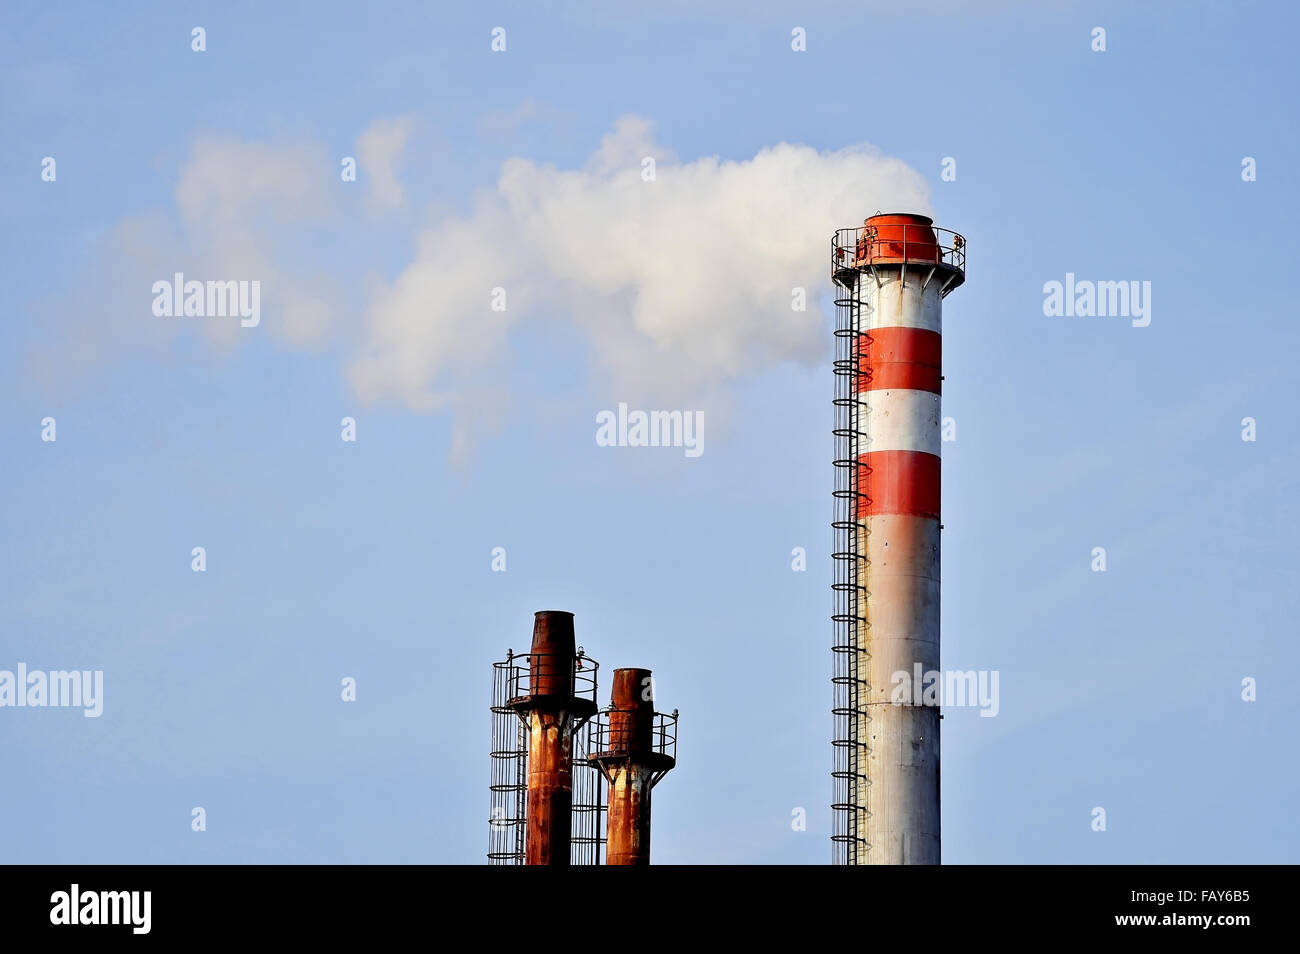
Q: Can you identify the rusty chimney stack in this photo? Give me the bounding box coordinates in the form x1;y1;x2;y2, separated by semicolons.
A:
590;668;677;865
489;616;676;865
510;610;597;865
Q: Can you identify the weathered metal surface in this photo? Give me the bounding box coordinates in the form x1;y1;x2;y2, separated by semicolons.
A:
607;667;655;756
528;610;577;701
589;667;676;866
520;610;580;867
605;763;654;866
525;708;575;866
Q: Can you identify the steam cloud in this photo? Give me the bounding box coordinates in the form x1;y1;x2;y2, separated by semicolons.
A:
34;115;932;459
349;116;932;431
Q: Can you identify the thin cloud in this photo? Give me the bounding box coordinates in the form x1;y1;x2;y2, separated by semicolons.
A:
356;117;415;213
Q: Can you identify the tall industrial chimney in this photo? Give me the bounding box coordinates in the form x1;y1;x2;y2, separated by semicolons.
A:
588;668;677;865
830;213;965;865
509;610;598;865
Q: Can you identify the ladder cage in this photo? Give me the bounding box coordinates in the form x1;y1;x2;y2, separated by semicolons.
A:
571;721;607;865
489;650;605;865
831;259;872;866
488;657;528;865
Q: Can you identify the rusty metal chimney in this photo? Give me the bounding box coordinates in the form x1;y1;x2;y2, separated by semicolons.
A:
507;610;598;865
589;668;677;865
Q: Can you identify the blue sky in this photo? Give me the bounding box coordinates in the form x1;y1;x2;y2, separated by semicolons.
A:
1;0;1297;864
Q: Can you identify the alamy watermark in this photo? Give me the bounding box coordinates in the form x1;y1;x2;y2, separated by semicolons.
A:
50;884;150;934
1042;273;1150;327
890;665;999;717
0;664;103;717
152;273;260;327
596;403;703;458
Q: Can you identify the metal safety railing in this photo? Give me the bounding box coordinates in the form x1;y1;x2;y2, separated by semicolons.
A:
489;649;604;865
587;708;679;763
831;224;966;286
498;649;600;708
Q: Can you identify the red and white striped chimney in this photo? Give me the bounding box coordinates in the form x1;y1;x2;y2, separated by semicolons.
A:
831;213;965;865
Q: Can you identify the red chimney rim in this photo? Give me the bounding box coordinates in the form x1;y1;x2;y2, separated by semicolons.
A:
865;212;934;225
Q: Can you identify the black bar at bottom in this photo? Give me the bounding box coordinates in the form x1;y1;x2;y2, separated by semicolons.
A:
2;864;1278;941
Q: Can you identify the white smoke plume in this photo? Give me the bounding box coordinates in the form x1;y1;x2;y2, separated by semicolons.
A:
30;115;932;459
349;116;932;445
